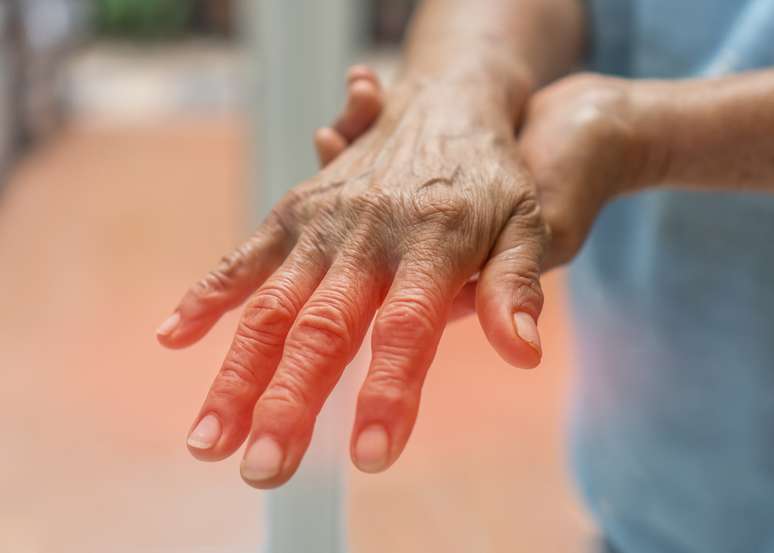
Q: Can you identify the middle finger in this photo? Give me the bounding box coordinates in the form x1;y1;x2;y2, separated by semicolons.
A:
239;248;389;488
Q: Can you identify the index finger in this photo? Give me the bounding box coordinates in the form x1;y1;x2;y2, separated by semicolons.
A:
157;210;293;349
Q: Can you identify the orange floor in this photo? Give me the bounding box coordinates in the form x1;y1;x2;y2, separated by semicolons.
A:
0;117;594;552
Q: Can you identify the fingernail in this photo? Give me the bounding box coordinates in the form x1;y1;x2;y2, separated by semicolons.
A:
187;413;221;450
241;436;284;482
156;312;180;337
514;312;541;354
354;424;390;473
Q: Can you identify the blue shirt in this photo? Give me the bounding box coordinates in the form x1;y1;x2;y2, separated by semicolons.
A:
570;2;774;552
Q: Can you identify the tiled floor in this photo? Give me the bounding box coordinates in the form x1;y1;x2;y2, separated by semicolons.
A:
0;116;594;552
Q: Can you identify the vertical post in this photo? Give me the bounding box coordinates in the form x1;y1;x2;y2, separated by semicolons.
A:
247;0;363;218
0;0;14;181
241;1;365;552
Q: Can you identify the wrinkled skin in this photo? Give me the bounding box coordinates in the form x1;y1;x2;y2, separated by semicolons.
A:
157;76;551;488
319;70;652;279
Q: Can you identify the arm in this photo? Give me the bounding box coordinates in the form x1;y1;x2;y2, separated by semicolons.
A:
385;0;585;128
321;0;586;165
636;69;774;191
401;0;585;87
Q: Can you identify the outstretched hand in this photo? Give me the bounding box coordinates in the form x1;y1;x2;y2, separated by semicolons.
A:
158;68;549;488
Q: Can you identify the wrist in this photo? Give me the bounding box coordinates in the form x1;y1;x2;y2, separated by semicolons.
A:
574;76;678;199
385;60;534;137
624;80;681;191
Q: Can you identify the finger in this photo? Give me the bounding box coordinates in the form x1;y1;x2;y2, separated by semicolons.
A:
156;214;292;349
351;259;460;473
475;201;547;369
314;127;348;167
240;253;388;488
346;64;381;87
185;242;328;462
313;66;383;167
334;78;384;143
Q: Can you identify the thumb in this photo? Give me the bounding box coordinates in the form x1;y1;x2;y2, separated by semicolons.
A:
475;201;547;368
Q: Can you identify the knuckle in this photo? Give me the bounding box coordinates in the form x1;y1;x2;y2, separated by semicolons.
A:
261;372;314;412
296;226;335;263
492;246;542;284
562;73;618;104
239;287;300;347
375;293;438;347
269;189;304;233
193;268;231;298
193;254;253;299
216;245;248;279
210;358;259;402
499;195;549;259
276;187;304;214
566;71;605;91
415;195;470;232
515;280;544;316
572;88;631;135
348;189;396;227
233;323;283;355
360;370;416;412
492;251;544;314
341;191;398;261
200;241;258;293
345;233;389;270
288;301;355;361
513;193;544;229
354;188;394;211
190;235;271;302
489;238;544;308
513;267;543;297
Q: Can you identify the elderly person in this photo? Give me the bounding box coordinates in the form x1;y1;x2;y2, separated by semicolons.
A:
157;1;774;552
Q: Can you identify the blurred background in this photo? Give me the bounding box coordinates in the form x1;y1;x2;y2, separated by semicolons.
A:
0;1;593;551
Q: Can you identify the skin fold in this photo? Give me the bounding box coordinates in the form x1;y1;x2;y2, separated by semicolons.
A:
157;0;774;490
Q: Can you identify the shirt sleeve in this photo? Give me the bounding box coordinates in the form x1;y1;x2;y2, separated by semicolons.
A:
582;0;634;76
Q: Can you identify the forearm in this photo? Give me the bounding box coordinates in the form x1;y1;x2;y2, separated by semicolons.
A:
637;69;774;191
391;0;586;127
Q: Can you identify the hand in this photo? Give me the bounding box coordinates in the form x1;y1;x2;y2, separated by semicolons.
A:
519;73;656;268
158;70;548;488
318;69;655;284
